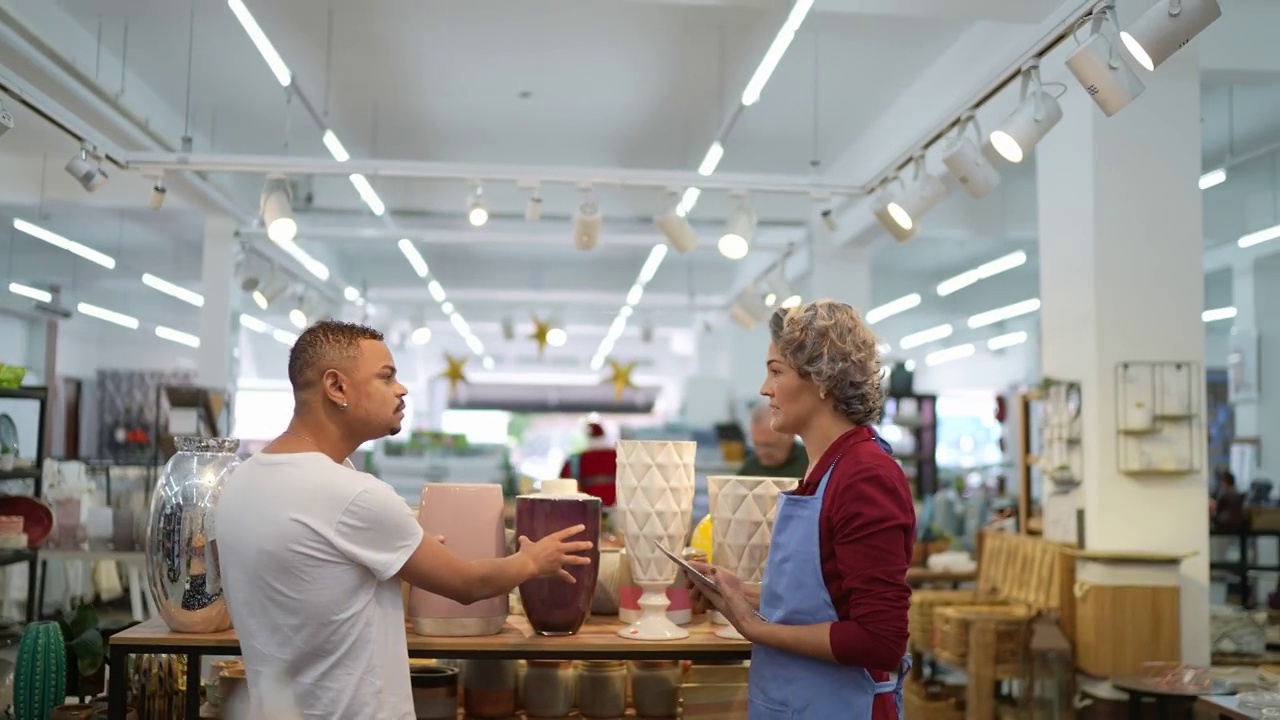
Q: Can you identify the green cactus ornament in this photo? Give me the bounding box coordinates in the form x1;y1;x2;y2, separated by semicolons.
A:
14;620;68;720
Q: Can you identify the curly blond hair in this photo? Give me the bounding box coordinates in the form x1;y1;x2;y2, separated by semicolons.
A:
768;299;883;426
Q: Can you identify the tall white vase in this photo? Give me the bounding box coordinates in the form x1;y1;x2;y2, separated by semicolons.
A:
707;475;800;640
615;439;697;641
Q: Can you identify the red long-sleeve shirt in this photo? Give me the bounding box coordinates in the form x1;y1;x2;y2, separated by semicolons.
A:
791;425;915;718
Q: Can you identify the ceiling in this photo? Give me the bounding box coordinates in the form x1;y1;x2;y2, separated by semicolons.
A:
0;0;1277;380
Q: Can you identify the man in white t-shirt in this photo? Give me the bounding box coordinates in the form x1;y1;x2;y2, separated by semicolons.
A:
215;320;592;719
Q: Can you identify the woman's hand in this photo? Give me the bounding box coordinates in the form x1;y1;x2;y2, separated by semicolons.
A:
687;562;764;640
516;525;595;583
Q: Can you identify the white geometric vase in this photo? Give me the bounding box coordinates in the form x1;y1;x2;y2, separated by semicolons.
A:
615;439;697;641
707;475;799;639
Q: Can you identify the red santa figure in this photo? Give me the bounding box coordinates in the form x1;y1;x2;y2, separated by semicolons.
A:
560;422;617;506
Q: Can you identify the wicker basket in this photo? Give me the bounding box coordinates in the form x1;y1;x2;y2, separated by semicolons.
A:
903;677;965;720
932;603;1034;667
909;589;976;651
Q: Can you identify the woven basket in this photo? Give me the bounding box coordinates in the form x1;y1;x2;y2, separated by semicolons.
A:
932;603;1034;666
903;677;964;720
909;589;976;651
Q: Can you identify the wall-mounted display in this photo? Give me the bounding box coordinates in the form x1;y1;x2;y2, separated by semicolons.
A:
1038;378;1084;490
1114;361;1202;475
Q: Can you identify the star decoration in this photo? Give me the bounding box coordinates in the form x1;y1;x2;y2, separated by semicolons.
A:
529;314;553;358
438;353;469;395
603;358;638;404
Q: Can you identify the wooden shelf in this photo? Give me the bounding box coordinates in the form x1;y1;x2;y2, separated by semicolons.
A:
109;615;752;661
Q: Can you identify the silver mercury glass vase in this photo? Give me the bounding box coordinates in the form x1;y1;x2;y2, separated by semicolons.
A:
145;436;240;633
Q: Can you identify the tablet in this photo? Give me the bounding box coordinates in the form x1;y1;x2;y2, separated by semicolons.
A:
657;543;720;593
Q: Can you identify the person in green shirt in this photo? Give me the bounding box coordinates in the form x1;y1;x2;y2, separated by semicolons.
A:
737;402;808;478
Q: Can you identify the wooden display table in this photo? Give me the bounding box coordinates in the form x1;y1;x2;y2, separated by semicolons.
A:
106;615;751;719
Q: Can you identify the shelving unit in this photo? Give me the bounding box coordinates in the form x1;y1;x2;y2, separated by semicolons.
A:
882;393;938;497
149;384;230;478
0;385;49;622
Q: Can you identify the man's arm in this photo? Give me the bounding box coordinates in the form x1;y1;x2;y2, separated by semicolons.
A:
396;535;536;605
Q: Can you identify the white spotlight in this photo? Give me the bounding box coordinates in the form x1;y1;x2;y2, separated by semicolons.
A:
990;61;1065;164
941;116;1001;199
1120;0;1221;72
65;146;108;192
525;195;543;222
885;166;947;232
546;328;567;347
719;201;755;260
260;176;297;243
149;179;167;210
467;184;489;227
820;208;838;232
411;326;432;345
1065;8;1145;117
572;199;602;251
873;192;918;244
655;191;699;253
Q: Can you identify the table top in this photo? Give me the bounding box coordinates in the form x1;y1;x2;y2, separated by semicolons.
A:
1110;674;1238;698
109;615;753;660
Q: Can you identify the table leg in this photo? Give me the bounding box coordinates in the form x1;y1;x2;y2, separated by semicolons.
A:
185;652;203;719
1127;693;1143;720
108;645;128;720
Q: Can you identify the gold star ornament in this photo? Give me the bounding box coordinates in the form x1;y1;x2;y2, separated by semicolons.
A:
439;353;469;395
604;359;638;404
529;314;553;358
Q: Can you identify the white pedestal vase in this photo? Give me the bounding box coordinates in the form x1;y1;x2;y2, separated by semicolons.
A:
707;475;800;640
615;439;697;641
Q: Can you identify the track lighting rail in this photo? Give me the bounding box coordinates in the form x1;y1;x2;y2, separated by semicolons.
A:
860;0;1097;196
122;152;866;198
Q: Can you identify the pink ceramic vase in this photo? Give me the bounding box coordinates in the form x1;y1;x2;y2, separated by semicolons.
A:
409;483;509;636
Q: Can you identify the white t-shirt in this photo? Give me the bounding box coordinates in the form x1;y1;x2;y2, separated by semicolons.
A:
214;451;424;720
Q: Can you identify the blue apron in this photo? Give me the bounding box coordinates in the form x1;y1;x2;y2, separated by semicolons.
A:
748;448;910;720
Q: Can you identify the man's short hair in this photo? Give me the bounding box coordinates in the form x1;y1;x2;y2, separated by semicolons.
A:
287;319;384;392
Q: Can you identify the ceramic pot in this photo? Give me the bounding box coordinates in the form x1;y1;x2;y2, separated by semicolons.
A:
707;475;798;639
409;483;508;636
410;665;458;720
144;436;238;633
515;480;601;635
614;439;696;641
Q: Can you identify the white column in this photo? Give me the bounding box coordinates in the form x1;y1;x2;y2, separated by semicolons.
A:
198;216;239;390
1035;44;1209;663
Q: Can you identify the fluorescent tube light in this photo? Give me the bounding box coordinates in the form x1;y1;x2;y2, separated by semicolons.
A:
936;251;1027;297
8;283;51;303
1198;168;1226;190
77;302;138;329
142;273;204;307
13;218;116;269
397;239;429;278
899;324;953;350
967;298;1041;329
156;325;200;348
1201;306;1237;323
865;294;922;324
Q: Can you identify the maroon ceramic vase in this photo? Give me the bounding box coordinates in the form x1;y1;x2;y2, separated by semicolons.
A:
515;492;601;636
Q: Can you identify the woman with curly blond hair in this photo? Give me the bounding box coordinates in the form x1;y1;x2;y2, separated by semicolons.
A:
690;300;915;720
